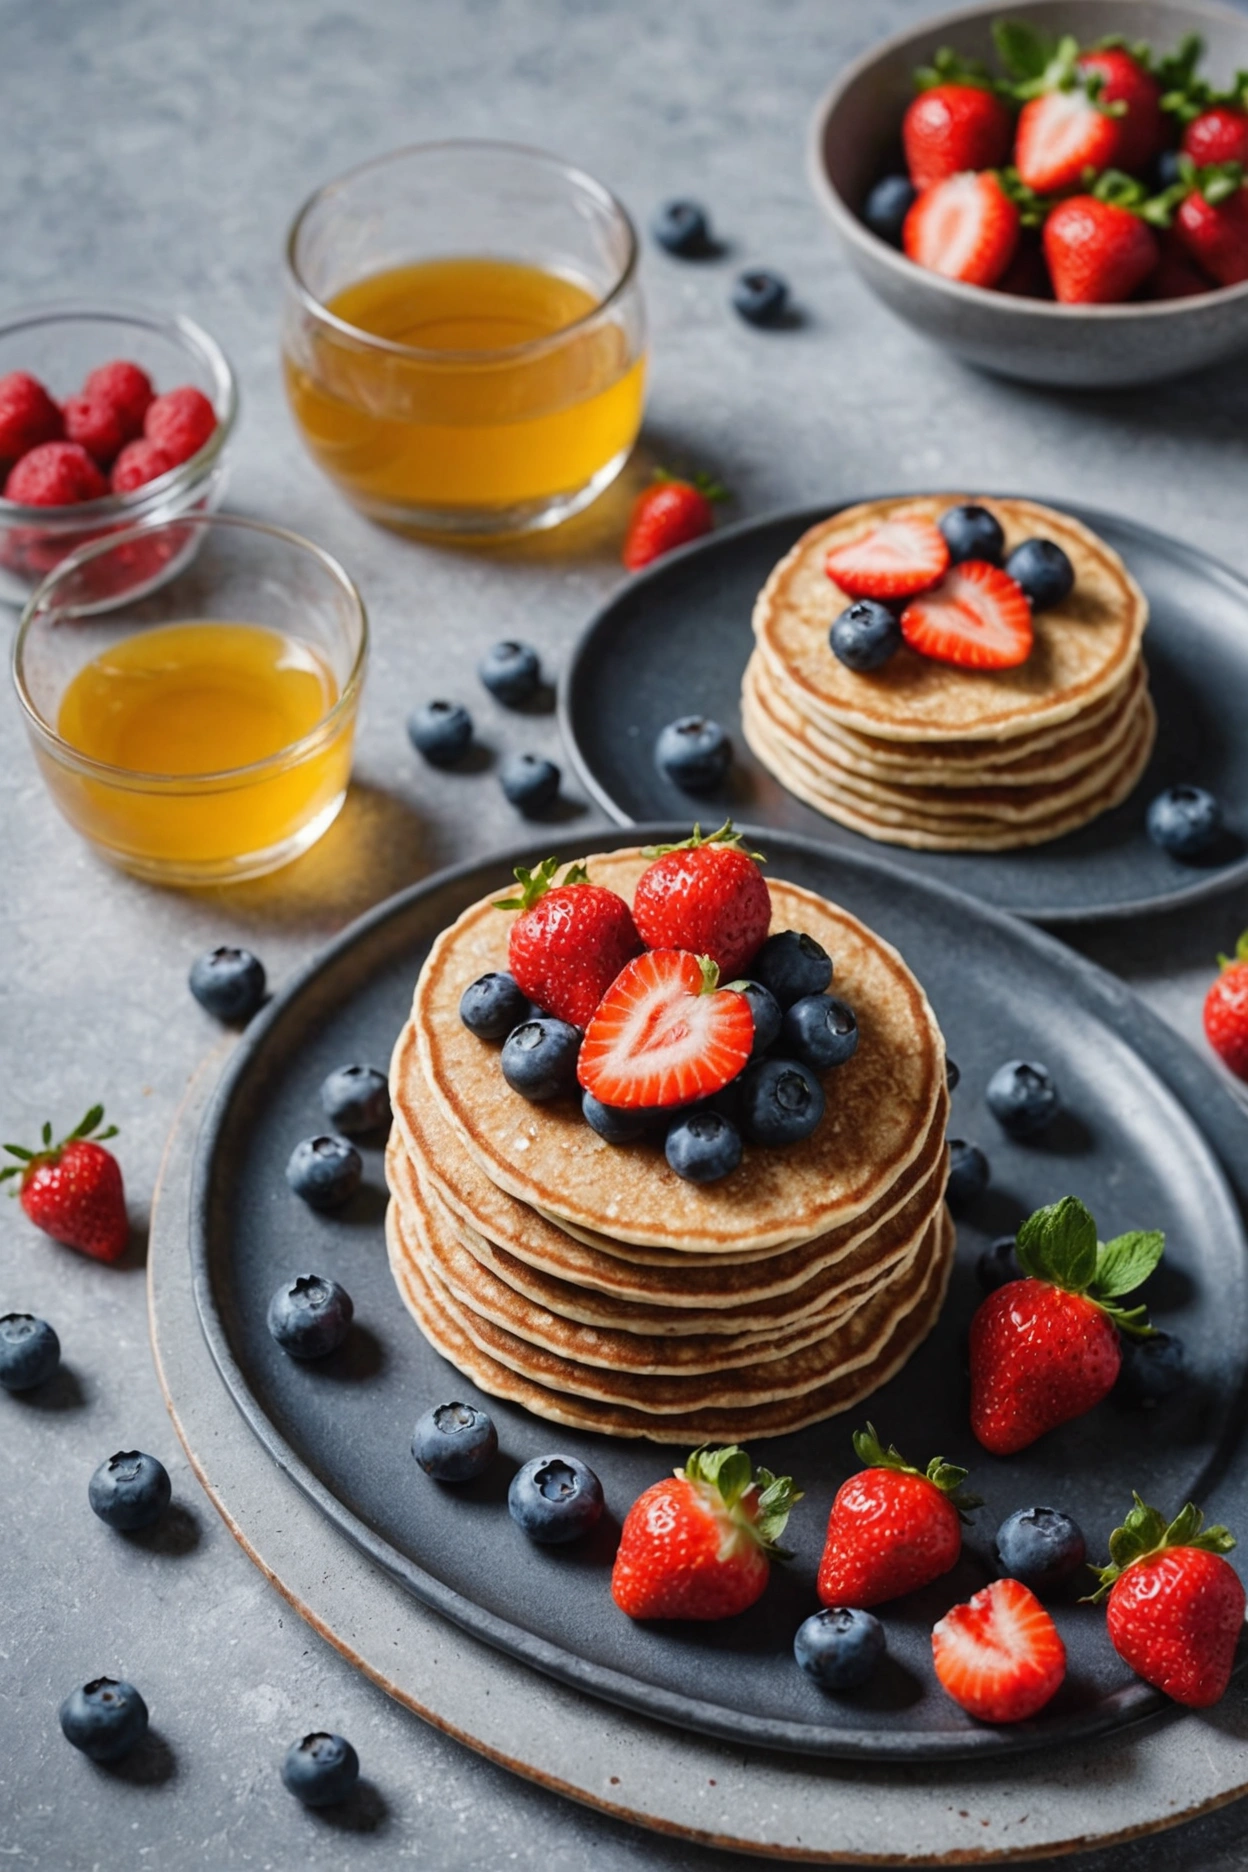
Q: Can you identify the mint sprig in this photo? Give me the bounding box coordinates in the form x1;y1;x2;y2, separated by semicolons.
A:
1014;1196;1164;1336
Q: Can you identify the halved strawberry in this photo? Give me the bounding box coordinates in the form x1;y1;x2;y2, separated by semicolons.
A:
901;562;1033;670
577;950;753;1110
825;516;950;602
902;172;1020;287
1014;88;1120;194
932;1577;1067;1723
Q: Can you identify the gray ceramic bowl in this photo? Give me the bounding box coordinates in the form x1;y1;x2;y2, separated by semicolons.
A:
809;0;1248;387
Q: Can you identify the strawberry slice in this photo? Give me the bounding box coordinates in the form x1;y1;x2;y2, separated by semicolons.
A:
1014;88;1119;195
901;562;1033;670
824;516;950;602
932;1578;1067;1723
902;172;1020;287
578;950;753;1110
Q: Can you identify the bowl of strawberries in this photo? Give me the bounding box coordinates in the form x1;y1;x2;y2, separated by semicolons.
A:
809;0;1248;386
0;302;236;606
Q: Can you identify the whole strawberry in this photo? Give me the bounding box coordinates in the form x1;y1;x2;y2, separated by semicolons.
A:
1090;1495;1245;1708
1042;194;1159;305
1173;162;1248;286
902;77;1013;190
497;858;641;1030
622;470;724;572
1;1106;128;1263
632;823;771;979
611;1444;801;1620
1204;930;1248;1079
817;1425;980;1609
1182;104;1248;170
970;1195;1164;1455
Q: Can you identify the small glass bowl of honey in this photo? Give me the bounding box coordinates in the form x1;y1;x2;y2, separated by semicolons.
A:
13;513;367;886
282;140;647;538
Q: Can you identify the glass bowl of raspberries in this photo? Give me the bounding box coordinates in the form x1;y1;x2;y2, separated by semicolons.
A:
0;301;236;605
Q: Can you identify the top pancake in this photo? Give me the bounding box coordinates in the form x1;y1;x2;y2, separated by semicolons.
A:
752;495;1148;742
404;848;946;1253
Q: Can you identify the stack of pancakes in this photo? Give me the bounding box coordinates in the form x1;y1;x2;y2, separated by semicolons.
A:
742;495;1156;852
386;848;954;1443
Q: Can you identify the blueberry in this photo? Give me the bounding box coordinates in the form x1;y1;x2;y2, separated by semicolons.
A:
285;1135;362;1210
267;1275;354;1359
976;1235;1022;1292
1113;1330;1186;1409
735;979;782;1057
782;994;858;1072
281;1732;360;1808
1153;148;1184;189
946;1057;961;1092
994;1506;1087;1596
794;1606;885;1690
509;1454;604;1544
412;1400;498;1481
946;1139;990;1212
407;699;473;766
752;930;833;1009
654;715;732;792
88;1451;171;1531
501;1017;581;1101
582;1090;657;1144
1146;785;1223;861
732;269;789;327
665;1108;743;1182
862;174;916;247
739;1057;825;1146
499;752;560;814
59;1678;149;1763
460;971;532;1041
985;1060;1060;1138
479;639;541;706
652;199;711;255
0;1313;60;1392
319;1064;390;1135
189;946;266;1022
938;503;1005;567
830;600;902;673
1004;538;1075;611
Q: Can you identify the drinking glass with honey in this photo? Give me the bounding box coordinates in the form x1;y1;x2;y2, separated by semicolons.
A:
282;141;647;537
13;514;367;885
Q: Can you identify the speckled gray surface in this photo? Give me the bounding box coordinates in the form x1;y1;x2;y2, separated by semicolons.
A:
3;0;1248;1867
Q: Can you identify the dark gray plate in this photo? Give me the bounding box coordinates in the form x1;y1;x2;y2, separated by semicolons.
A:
191;829;1248;1761
558;502;1248;924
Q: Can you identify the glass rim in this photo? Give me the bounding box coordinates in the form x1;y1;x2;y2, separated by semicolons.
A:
284;138;641;365
13;512;368;789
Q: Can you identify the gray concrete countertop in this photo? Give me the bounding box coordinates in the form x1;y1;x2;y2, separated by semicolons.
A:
2;1;1247;1867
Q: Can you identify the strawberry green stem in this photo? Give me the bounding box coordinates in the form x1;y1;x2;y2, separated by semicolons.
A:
1085;1493;1236;1601
0;1105;119;1186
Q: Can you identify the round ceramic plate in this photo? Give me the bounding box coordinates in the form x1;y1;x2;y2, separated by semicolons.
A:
559;502;1248;923
190;828;1248;1761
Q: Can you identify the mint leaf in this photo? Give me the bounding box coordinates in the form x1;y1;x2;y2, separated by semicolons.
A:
1093;1229;1165;1299
1016;1196;1098;1292
993;18;1053;81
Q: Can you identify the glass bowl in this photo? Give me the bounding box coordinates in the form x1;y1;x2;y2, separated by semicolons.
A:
14;514;367;886
0;302;237;607
282;140;647;538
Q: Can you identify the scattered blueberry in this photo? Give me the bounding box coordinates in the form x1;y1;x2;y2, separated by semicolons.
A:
582;1091;657;1144
665;1108;743;1182
1113;1330;1186;1410
735;979;782;1057
1153;148;1184;189
985;1060;1060;1139
285;1135;363;1210
1146;786;1223;861
412;1401;498;1481
652;200;711;256
654;715;732;792
267;1275;354;1360
946;1139;990;1212
282;1732;360;1808
946;1058;961;1092
732;269;789;327
794;1606;885;1690
460;971;532;1041
739;1057;825;1146
189;946;266;1022
59;1678;149;1763
320;1064;390;1135
752;929;833;1009
1004;538;1074;611
830;600;902;673
0;1313;60;1392
782;994;859;1073
479;639;541;706
994;1506;1087;1596
88;1451;171;1531
976;1236;1022;1293
499;752;560;814
509;1454;604;1544
501;1017;581;1101
407;699;473;766
862;174;916;247
938;503;1005;566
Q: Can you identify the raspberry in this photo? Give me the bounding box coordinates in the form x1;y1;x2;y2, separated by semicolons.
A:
63;392;135;469
0;372;63;469
82;359;153;433
111;438;176;494
143;386;216;466
4;441;109;507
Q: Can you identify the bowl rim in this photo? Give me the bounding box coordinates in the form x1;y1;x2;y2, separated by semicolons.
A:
12;512;368;789
807;0;1248;321
284;136;641;364
0;299;238;523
